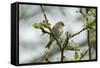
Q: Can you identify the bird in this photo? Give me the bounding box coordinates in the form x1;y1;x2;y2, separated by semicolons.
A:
45;21;64;49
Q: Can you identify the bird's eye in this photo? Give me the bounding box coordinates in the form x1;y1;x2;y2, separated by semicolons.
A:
58;21;64;26
61;22;64;26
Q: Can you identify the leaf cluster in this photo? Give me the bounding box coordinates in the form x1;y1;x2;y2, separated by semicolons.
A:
32;20;51;29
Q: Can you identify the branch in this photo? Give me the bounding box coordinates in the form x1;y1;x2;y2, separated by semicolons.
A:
87;30;91;60
40;6;48;20
72;27;87;38
80;49;88;59
41;28;51;35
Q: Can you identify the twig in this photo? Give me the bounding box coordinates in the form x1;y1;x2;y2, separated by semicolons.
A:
80;49;88;59
72;27;87;38
41;28;51;35
87;30;91;60
40;6;48;20
60;48;65;62
80;8;86;18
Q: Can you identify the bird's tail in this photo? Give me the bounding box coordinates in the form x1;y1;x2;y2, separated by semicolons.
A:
45;40;53;49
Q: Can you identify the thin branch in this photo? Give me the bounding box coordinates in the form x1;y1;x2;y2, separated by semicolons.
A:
80;49;88;59
72;27;87;38
87;30;91;60
40;6;48;20
41;28;51;35
62;36;69;48
80;8;86;18
60;48;64;62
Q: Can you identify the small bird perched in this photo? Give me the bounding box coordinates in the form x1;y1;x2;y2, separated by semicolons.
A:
45;21;65;49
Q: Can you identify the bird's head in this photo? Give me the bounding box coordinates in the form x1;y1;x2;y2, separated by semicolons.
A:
56;21;65;29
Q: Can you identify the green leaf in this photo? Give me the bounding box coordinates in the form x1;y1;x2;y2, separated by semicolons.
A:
32;23;42;29
90;9;96;16
42;20;51;28
74;51;80;60
70;41;78;50
32;20;51;30
88;21;96;30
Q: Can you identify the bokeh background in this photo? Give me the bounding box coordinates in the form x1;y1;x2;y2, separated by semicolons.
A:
19;4;96;64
